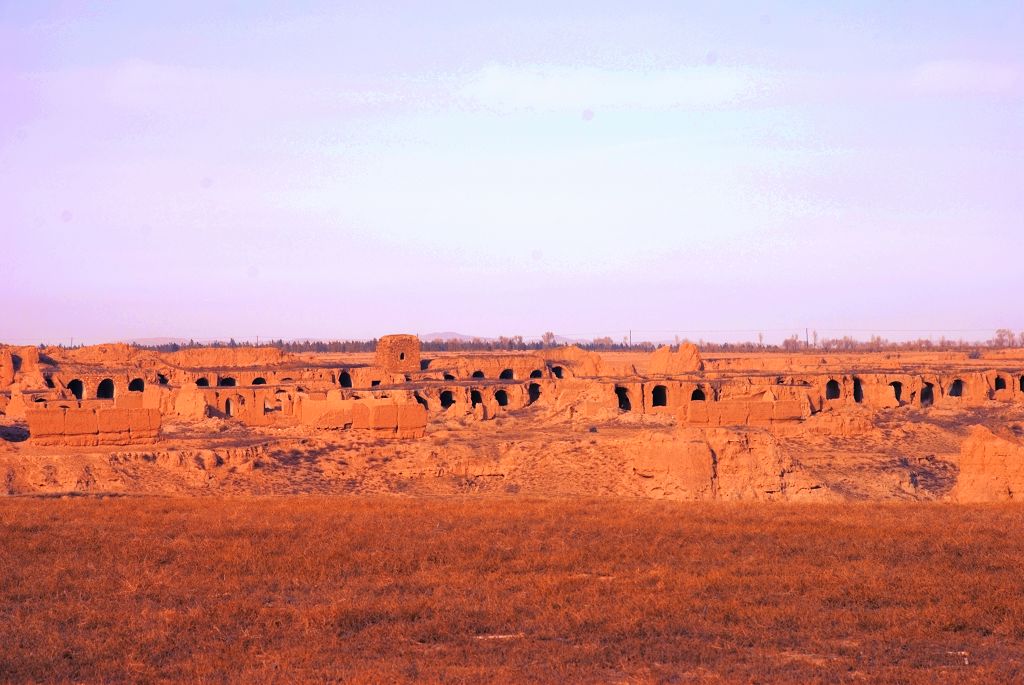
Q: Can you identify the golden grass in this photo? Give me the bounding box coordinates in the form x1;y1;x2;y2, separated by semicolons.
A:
3;498;1024;683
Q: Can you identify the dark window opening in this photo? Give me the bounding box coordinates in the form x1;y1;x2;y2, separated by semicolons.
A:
34;397;46;403
529;369;543;378
995;376;1007;391
219;377;236;387
371;380;381;387
890;381;903;403
494;389;509;407
414;393;429;410
471;390;483;407
97;378;115;399
528;383;541;404
472;370;485;379
949;379;964;397
399;352;405;360
420;359;430;371
158;374;169;385
339;371;352;388
652;385;667;407
1020;375;1024;392
443;373;455;380
128;378;145;392
615;386;632;411
68;379;84;400
225;398;235;417
825;379;841;400
196;377;210;387
551;366;564;379
921;382;935;407
499;369;514;380
440;390;455;409
252;377;267;385
853;378;864;403
43;374;55;389
691;387;706;401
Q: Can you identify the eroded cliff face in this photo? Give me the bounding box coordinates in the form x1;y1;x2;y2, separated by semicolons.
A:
952;426;1024;502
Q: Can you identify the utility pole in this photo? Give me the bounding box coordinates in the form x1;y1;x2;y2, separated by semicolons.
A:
805;327;809;349
629;329;632;348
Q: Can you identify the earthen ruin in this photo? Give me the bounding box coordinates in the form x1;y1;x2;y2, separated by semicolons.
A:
2;336;1024;501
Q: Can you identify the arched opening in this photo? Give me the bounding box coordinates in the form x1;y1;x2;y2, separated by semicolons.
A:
196;377;210;387
528;383;541;404
67;379;84;400
338;371;352;388
158;374;169;386
529;369;543;379
443;373;455;381
252;377;267;385
471;390;483;407
691;387;706;401
499;369;514;380
414;393;429;410
471;370;485;379
399;352;406;361
96;378;115;399
949;379;965;397
440;390;455;409
825;380;841;400
494;389;508;407
995;376;1007;391
652;385;667;407
225;398;235;417
128;378;145;392
889;381;903;403
219;377;236;387
921;382;935;407
615;386;632;411
33;397;46;403
551;366;564;379
853;378;864;403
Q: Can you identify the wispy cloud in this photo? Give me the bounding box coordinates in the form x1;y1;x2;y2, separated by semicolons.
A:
910;59;1020;96
457;63;777;113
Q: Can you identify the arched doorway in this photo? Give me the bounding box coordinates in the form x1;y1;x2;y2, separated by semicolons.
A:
218;377;236;387
995;376;1007;391
499;369;514;380
550;366;564;379
67;379;84;400
225;398;235;417
825;380;841;400
96;379;115;399
494;389;509;407
949;379;965;397
471;390;483;407
128;378;145;392
853;378;864;403
471;370;485;379
440;390;455;409
252;377;267;385
691;387;706;401
196;377;210;387
652;385;667;407
529;369;543;378
528;383;541;404
615;386;631;411
339;371;352;388
889;381;903;403
921;382;935;407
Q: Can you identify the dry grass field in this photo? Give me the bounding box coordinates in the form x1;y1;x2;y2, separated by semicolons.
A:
3;498;1024;684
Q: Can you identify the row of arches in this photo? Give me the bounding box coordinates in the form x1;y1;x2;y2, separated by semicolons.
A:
649;385;706;408
435;383;542;411
438;367;559;382
66;377;145;400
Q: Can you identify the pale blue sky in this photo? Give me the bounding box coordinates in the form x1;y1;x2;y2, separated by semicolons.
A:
2;2;1021;344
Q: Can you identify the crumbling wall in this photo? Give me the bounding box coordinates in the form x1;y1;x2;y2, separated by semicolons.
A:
25;407;161;446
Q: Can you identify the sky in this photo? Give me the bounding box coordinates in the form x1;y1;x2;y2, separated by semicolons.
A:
1;1;1022;345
